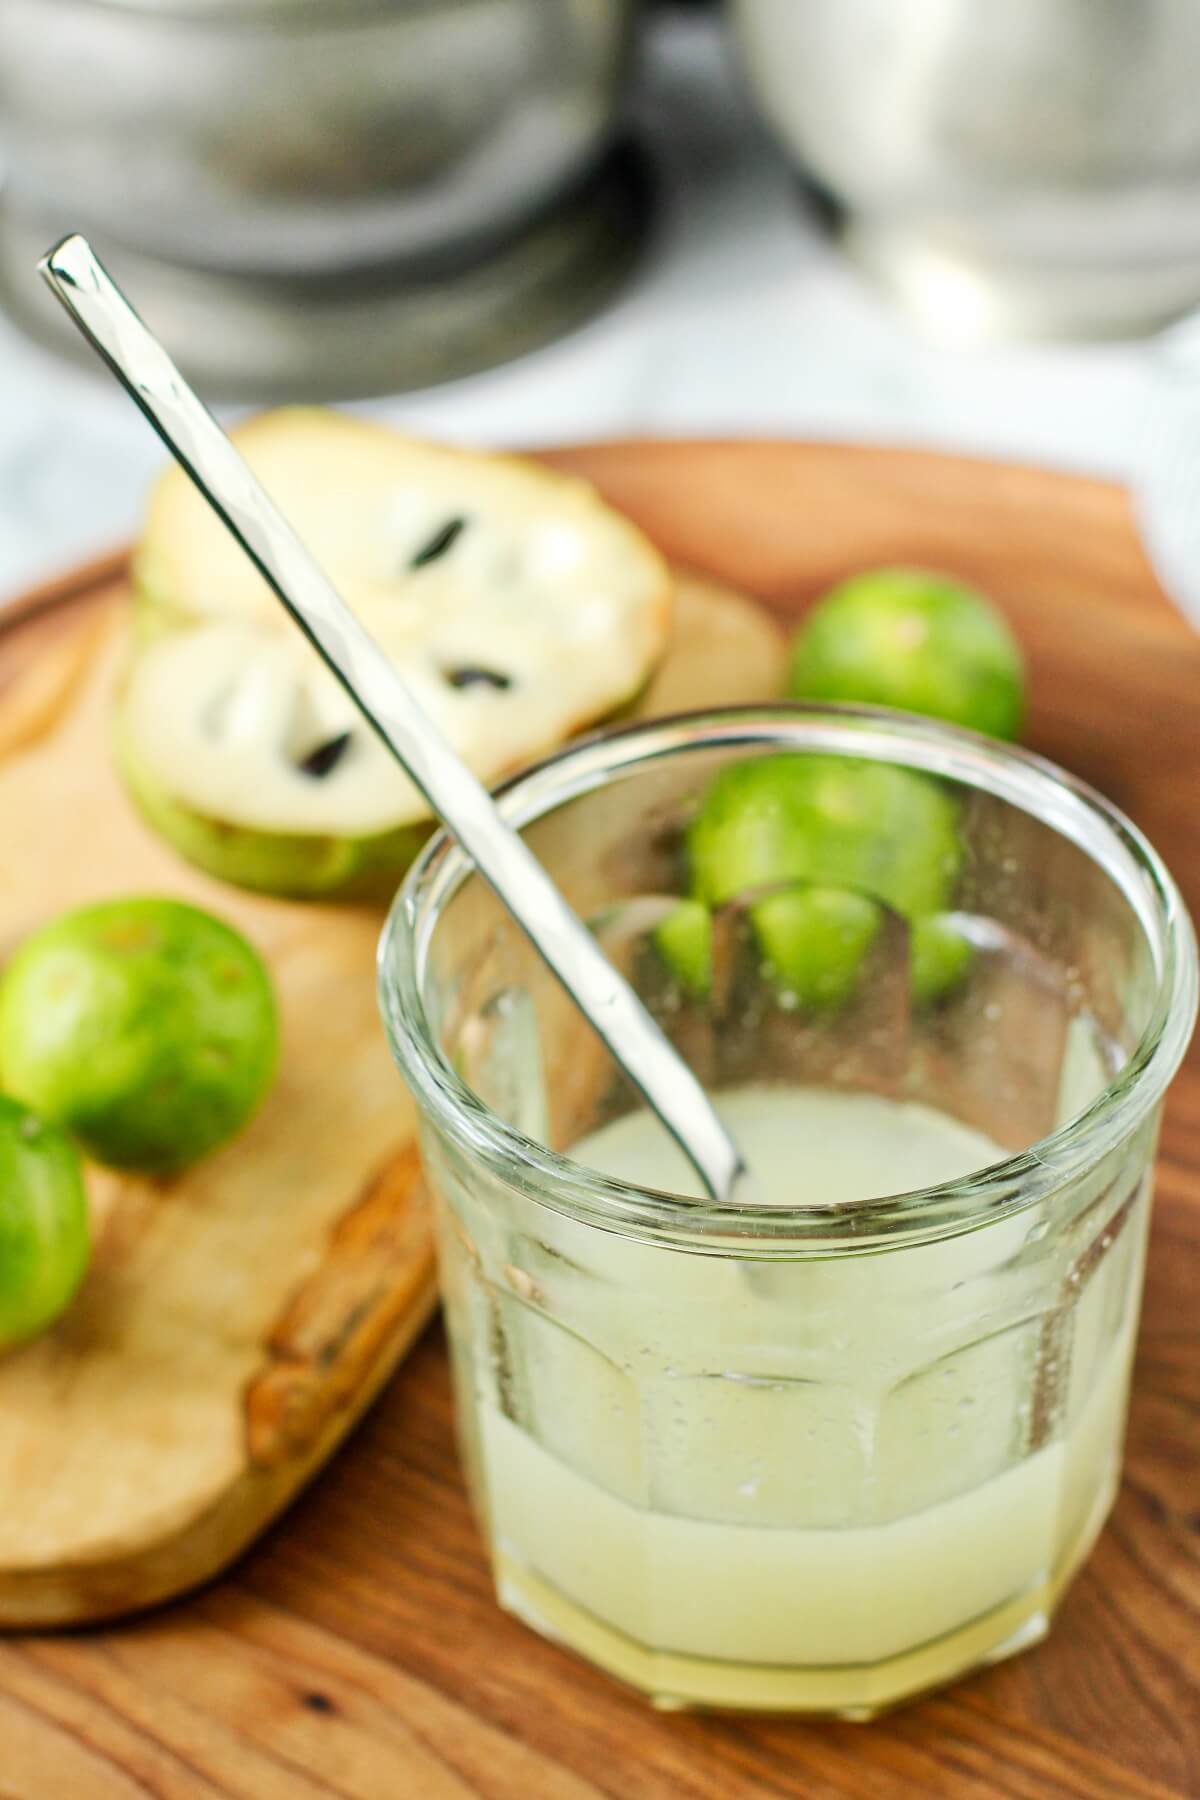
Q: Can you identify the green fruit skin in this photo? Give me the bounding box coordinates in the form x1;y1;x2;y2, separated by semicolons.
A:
789;569;1025;741
687;754;962;921
752;885;882;1009
114;634;651;906
910;913;975;1007
0;1096;90;1350
113;708;431;904
653;900;713;999
0;899;279;1174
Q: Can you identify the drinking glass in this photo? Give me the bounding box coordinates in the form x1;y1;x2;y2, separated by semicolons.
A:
378;707;1196;1715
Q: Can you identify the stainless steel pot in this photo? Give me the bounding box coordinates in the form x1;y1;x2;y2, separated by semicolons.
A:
0;0;640;276
733;0;1200;338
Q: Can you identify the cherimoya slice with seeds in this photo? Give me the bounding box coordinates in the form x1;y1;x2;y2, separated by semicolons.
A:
116;410;673;899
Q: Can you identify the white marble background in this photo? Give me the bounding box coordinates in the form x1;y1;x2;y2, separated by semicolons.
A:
0;11;1181;604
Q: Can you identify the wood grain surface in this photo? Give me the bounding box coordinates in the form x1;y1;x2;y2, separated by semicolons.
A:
0;440;1197;1799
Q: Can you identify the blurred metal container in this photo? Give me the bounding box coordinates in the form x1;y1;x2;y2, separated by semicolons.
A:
0;0;637;273
732;0;1200;339
0;0;648;396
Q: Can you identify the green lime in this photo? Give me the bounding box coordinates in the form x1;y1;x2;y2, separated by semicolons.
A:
686;754;962;921
789;569;1025;740
653;900;713;1000
752;885;882;1009
910;913;975;1007
0;1095;90;1350
0;898;278;1173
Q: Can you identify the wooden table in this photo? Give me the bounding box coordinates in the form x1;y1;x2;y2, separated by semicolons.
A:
1;442;1196;1799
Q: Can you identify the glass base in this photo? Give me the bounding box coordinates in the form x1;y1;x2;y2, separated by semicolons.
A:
492;1482;1112;1717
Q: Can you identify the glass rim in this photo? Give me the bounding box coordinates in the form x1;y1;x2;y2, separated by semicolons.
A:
378;705;1197;1255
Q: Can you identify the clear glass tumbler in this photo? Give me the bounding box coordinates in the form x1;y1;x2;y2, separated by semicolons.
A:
378;708;1196;1716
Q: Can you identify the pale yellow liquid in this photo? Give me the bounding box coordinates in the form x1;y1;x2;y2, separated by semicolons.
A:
468;1087;1144;1714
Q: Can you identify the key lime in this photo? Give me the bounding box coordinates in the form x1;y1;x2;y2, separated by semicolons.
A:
789;569;1025;740
687;753;962;920
910;912;975;1006
752;885;882;1009
653;900;713;1000
0;1096;90;1350
0;898;278;1173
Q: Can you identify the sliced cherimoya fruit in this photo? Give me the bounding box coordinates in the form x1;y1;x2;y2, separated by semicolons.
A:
115;642;430;899
132;408;672;649
120;411;673;899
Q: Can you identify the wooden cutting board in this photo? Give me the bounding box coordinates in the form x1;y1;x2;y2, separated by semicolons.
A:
0;552;785;1633
1;440;1198;1800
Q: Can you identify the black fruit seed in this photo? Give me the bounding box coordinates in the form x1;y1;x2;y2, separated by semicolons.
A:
410;517;467;569
444;666;513;691
298;732;352;778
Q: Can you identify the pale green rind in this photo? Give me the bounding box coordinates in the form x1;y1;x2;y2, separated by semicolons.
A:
114;713;431;904
113;634;651;904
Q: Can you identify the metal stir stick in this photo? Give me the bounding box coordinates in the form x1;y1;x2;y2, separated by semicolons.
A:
40;234;751;1207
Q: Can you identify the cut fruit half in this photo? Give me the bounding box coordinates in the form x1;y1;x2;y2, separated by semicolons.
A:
115;572;788;900
118;411;677;898
132;409;674;657
114;574;786;903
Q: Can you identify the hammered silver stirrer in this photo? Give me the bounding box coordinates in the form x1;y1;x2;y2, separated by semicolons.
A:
39;234;751;1207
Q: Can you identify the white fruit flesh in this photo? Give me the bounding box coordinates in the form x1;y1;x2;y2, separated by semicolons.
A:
134;410;670;641
120;612;657;836
124;411;672;838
